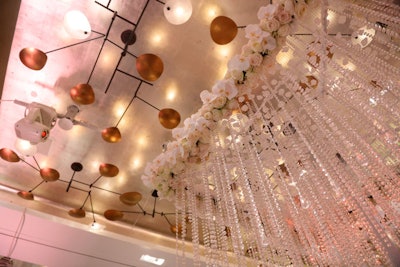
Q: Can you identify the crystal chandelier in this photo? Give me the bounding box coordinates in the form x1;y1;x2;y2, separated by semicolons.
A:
142;0;400;265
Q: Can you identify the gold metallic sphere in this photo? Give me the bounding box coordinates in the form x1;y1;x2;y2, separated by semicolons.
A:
70;83;95;105
19;47;47;70
159;108;181;129
136;54;164;82
104;209;124;221
68;208;86;218
101;127;122;143
210;16;238;45
0;148;20;162
99;163;119;177
40;168;60;182
17;191;34;200
120;192;142;206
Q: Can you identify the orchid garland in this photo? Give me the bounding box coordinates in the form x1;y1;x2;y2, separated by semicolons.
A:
141;0;316;199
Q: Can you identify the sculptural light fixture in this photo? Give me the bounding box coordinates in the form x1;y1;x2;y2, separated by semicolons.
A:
104;190;181;234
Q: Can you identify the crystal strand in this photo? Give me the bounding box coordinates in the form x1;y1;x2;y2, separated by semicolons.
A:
284;78;394;264
213;131;246;266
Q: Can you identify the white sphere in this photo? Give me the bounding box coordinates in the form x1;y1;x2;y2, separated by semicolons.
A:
163;0;192;25
63;10;91;39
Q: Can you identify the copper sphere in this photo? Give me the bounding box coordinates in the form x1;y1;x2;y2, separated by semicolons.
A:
210;16;238;45
99;163;119;177
17;191;34;200
70;83;95;105
136;54;164;82
40;168;60;182
104;209;124;221
68;208;86;218
101;127;121;143
0;148;20;162
159;108;181;129
120;192;142;206
19;47;47;70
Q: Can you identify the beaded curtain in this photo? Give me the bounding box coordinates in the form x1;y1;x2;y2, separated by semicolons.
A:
144;0;400;266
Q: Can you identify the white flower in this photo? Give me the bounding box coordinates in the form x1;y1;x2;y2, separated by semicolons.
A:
278;23;291;36
228;54;250;72
276;8;293;24
203;111;213;120
249;52;264;66
260;17;280;32
295;1;307;17
284;0;295;14
200;90;218;104
212;109;223;121
228;69;245;82
210;96;227;109
172;127;186;140
262;33;277;51
257;4;278;20
245;24;265;42
241;44;253;57
212;79;238;100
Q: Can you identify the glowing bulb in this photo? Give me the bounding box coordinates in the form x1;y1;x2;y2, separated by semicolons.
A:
166;89;176;101
63;10;91;39
163;0;192;25
14;138;37;156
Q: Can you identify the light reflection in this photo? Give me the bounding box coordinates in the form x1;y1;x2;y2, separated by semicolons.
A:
113;102;125;118
132;157;141;169
166;89;176;101
151;32;163;46
217;45;232;58
137;135;147;147
276;48;293;68
203;4;221;23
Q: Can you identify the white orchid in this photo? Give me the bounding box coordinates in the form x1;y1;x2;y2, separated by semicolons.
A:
257;4;278;20
212;79;238;100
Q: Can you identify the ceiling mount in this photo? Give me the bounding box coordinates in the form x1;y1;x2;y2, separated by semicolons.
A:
66;162;83;192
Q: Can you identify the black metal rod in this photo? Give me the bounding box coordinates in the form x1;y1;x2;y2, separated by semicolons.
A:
137;203;146;214
152;195;157;217
155;0;165;4
29;180;45;192
89;192;96;222
104;53;124;94
87;12;118;84
89;175;103;188
116;69;152;86
115;81;143;127
163;214;173;226
66;171;77;192
95;1;137;26
45;32;105;54
106;39;138;58
135;96;161;111
79;191;91;209
19;158;40;172
31;156;41;169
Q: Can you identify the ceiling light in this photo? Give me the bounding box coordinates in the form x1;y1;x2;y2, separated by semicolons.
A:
163;0;192;25
63;10;92;39
140;255;165;266
14;138;37;156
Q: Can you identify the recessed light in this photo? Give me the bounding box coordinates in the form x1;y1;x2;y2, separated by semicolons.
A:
140;255;165;266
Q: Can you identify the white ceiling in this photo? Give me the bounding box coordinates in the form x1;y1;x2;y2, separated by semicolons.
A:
0;0;267;254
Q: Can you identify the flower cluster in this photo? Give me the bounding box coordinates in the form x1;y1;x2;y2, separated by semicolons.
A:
141;0;315;199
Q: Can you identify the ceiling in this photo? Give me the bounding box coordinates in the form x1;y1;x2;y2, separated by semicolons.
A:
0;0;267;255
